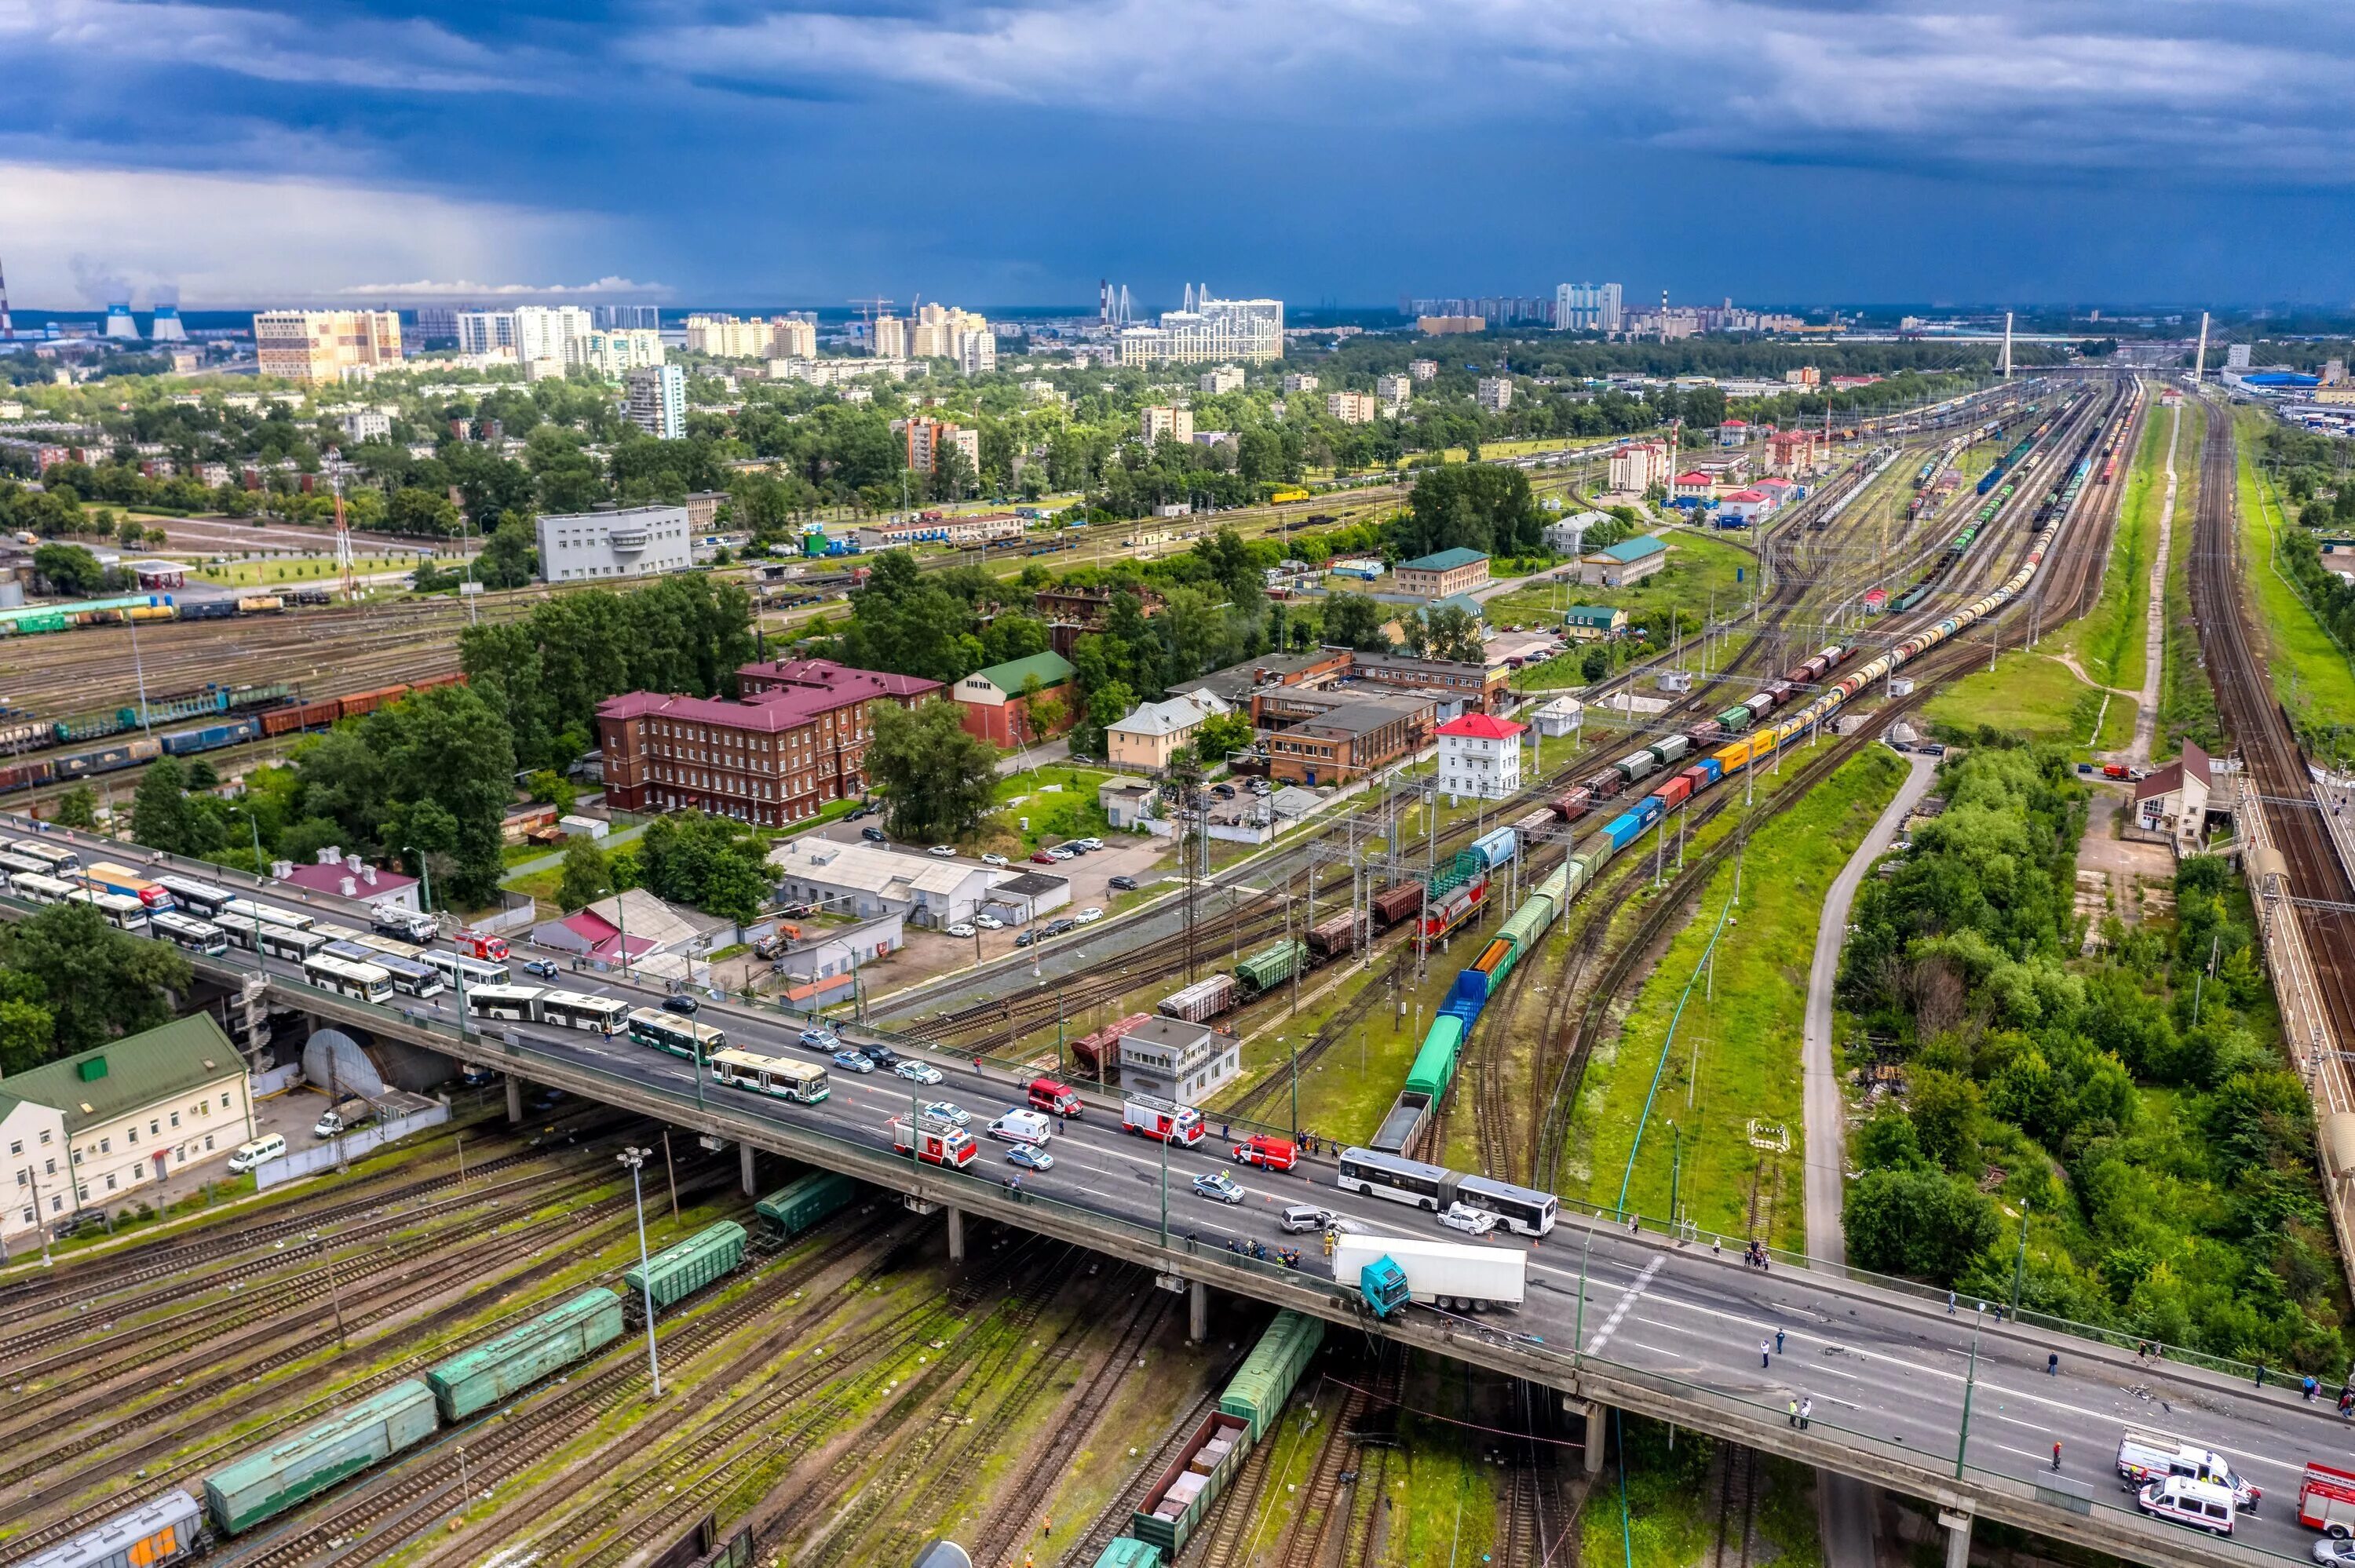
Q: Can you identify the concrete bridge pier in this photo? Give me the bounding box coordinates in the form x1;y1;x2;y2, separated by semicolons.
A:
1941;1501;1974;1568
1565;1398;1608;1474
947;1206;966;1264
1188;1279;1209;1343
740;1141;757;1196
505;1074;523;1124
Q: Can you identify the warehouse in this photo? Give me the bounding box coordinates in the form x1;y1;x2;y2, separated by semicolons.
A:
1577;534;1667;588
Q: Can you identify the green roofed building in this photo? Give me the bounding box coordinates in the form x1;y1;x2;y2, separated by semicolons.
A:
0;1013;254;1249
954;648;1078;747
1562;604;1629;640
1393;547;1492;600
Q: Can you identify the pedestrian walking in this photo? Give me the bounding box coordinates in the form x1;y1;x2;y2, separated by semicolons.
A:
1761;1337;1772;1369
2046;1352;2058;1377
2339;1390;2352;1420
2257;1366;2267;1390
1775;1329;1786;1355
1947;1289;1956;1315
1799;1398;1812;1430
2052;1442;2063;1471
2306;1375;2320;1402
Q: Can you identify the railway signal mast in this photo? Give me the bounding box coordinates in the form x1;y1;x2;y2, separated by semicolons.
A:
328;469;357;600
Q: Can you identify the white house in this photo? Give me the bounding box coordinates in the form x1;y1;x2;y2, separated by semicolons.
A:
1435;711;1528;802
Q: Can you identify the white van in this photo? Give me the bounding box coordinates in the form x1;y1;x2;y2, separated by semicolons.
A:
2138;1475;2235;1536
988;1109;1053;1147
2116;1427;2261;1510
228;1132;286;1173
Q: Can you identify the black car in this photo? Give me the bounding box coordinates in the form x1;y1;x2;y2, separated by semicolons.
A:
1044;917;1077;937
1213;783;1236;798
1108;875;1138;892
661;994;700;1016
859;1042;900;1069
845;804;871;820
861;826;888;842
1015;929;1036;947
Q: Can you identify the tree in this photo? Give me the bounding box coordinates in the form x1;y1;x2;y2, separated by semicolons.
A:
635;813;771;924
388;487;462;537
1320;591;1391;651
52;785;97;829
1843;1168;1999;1282
1390;464;1542;560
361;683;518;907
32;542;105;596
1192;709;1254;764
474;516;538;589
0;901;192;1056
1418;603;1484;663
557;836;612;912
130;757;194;854
525;768;578;818
867;698;999;841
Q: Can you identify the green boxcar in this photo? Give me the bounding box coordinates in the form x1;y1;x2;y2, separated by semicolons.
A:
1402;1014;1466;1101
1716;704;1755;734
754;1170;860;1241
425;1287;624;1423
1232;939;1305;995
203;1379;438;1535
624;1220;747;1312
1092;1540;1164;1568
1219;1309;1327;1440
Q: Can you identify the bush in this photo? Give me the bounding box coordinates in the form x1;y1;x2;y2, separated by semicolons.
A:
1845;1169;1999;1282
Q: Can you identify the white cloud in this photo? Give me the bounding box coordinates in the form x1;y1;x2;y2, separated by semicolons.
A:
0;162;605;307
338;277;672;300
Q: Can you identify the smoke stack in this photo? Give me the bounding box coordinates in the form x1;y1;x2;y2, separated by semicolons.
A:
0;257;12;341
2000;312;2013;378
104;303;138;341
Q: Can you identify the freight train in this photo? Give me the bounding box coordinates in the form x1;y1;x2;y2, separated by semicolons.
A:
30;1183;850;1563
0;674;466;795
1368;387;2120;1158
0;586;338;640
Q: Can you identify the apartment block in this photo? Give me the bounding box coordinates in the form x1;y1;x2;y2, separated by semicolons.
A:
897;417;980;476
626;364;686;439
1409;359;1439;381
1141;404;1194;445
1327;391;1378;425
770;316;818;359
685;314;776;359
1376;374;1413;407
1199;365;1246;394
513;305;593;380
253;310;402;384
1282;373;1319;393
1476;377;1513;411
580;328;665;376
1608;441;1670;494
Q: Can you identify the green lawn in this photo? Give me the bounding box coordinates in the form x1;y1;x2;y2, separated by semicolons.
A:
984;766;1126;854
193;554;423;585
2236;406;2355;740
1922;648;2107;747
1562;746;1905;1248
2065;402;2170;693
2157;402;2221;760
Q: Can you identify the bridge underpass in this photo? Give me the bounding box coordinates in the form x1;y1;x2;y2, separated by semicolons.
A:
172;953;2322;1568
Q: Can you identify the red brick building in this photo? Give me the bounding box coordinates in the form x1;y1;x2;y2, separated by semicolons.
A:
597;659;941;825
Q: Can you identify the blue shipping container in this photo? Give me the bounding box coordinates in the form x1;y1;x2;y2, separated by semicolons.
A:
1599;812;1646;851
1692;757;1724;786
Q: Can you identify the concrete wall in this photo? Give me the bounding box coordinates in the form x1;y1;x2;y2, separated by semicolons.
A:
255;1101;450;1189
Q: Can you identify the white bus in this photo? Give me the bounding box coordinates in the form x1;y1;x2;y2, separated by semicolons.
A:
68;888;152;934
465;984;544;1023
422;949;511;989
709;1048;828;1105
154;873;239;919
1454;1173;1561;1238
626;1008;728;1060
260;924;328;963
539;990;630;1036
320;939;444;998
312;921;369;946
7;870;76;905
152;910;231;955
302;953;395;1005
2;837;79;873
250;903;316;933
211;909;264;950
1335;1147;1459;1213
0;850;52;881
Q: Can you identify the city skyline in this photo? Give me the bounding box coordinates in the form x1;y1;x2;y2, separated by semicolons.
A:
1;2;2350;309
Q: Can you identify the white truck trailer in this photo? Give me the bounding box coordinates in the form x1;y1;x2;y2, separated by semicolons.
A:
1331;1232;1526;1313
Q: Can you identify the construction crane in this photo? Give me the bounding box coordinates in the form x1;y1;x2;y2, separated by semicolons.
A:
327;458;357;600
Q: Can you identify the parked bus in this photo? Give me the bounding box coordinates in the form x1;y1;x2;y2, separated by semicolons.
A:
82;861;174;910
7;870;76;905
320;939;444;998
154;873;239;918
709;1048;829;1105
1;837;80;873
152;910;231;955
301;953;394;1005
1335;1147;1458;1212
422;949;511;989
211;909;264;950
0;850;52;881
69;888;152;934
627;1008;727;1060
539;991;629;1036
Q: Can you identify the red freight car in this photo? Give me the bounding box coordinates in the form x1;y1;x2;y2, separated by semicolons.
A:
1653;773;1694;809
1552;786;1593;823
336;684;413;720
1369;883;1426;928
1306;909;1365;957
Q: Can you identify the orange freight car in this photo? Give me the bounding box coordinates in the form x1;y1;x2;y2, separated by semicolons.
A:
408;671;467;691
336;684;413;720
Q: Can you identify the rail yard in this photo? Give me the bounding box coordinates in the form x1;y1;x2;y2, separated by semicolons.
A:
8;362;2348;1568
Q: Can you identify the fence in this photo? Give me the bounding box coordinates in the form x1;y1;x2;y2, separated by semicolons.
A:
250;1059;304;1096
254;1101;449;1189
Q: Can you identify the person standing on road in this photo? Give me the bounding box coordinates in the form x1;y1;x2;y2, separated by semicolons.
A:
1787;1397;1798;1427
1775;1328;1786;1355
1761;1337;1773;1369
1798;1398;1812;1430
2052;1442;2063;1471
2046;1352;2058;1377
1947;1289;1957;1315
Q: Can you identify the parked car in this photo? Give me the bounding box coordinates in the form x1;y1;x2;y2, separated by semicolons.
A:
1075;837;1104;850
2314;1542;2355;1568
1440;1202;1499;1237
1213;783;1236;798
946;922;977;938
929;844;956;858
1043;917;1077;936
1006;1143;1054;1172
799;1027;839;1050
858;1042;899;1069
981;852;1009;867
521;958;559;979
1192;1171;1246;1205
1046;845;1076;860
1068;753;1092;764
1030;851;1058;866
1280;1203;1337;1234
1108;875;1138;892
893;1059;944;1085
831;1049;875;1074
922;1100;971;1126
1074;907;1104;924
660;995;700;1016
1014;929;1037;947
974;913;1005;930
862;826;889;842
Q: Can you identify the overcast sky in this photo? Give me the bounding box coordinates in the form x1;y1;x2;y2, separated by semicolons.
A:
4;0;2350;311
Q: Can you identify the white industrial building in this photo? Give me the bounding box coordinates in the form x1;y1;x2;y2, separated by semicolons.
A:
1434;711;1527;802
766;838;1068;930
535;503;694;582
1118;1016;1243;1103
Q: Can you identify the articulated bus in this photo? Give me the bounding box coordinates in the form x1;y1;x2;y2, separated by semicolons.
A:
301;953;395;1005
422;950;511;989
258;924;328;963
709;1048;828;1105
1335;1148;1561;1236
152;910;231;955
465;984;543;1023
0;850;52;881
627;1008;728;1061
249;903;316;934
154;873;239;918
0;837;80;873
320;939;444;998
69;888;152;934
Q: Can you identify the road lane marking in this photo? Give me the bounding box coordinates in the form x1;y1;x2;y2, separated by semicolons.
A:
1585;1256;1662;1355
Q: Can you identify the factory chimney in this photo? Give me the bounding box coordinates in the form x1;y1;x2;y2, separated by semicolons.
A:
2000;312;2013;378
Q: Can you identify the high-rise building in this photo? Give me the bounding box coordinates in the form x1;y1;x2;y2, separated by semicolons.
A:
904;303;989;359
593;304;662;330
1554;282;1624;334
626;363;686;439
897;417;980;476
580;328;665;377
253;309;403;384
769;316;817;359
1408;359;1439;381
513;304;593;380
871;314;906;359
455;310;515;356
1119;288;1283;366
1476;377;1513;412
1199;365;1246;394
1141;405;1194;445
2226;343;2252;370
956;329;996;376
1376;374;1413;407
1327;391;1378;425
685;314;775;359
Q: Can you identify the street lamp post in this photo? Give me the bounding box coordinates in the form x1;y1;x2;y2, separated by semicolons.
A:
407;848;467;1026
1954;1302;1984;1479
1159;1121;1170;1249
618;1146;663;1398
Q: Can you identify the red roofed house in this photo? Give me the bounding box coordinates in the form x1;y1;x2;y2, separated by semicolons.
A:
2133;740;2218;854
1769;428;1822;476
1718;418;1751;447
1715;488;1772;527
597;659;944;826
276;847;422;911
1673;471;1715;500
1436;711;1528;802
